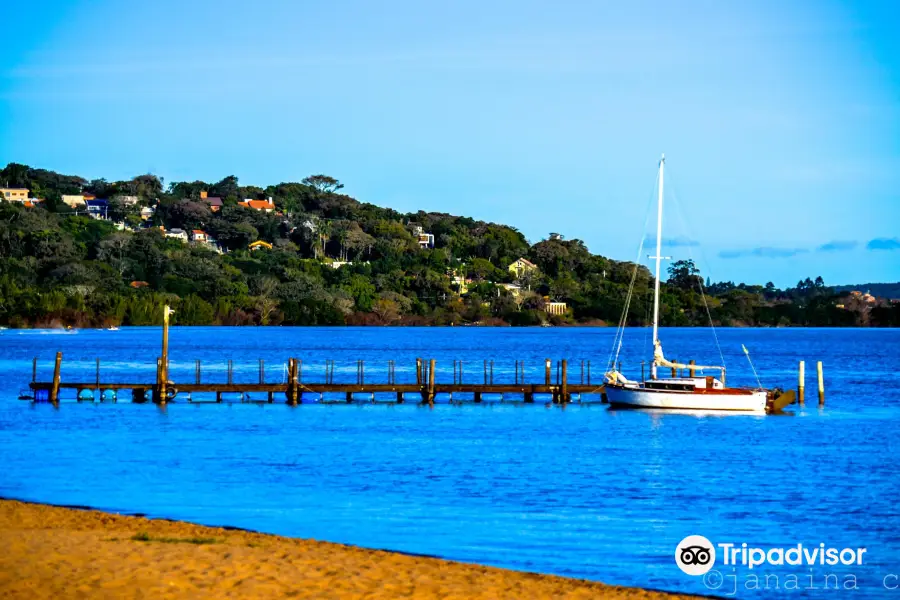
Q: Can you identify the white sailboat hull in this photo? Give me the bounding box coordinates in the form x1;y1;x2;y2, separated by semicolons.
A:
606;384;767;413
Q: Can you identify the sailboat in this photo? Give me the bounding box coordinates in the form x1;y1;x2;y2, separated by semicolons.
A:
603;155;772;414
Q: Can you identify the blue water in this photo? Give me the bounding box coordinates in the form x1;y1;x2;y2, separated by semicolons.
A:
1;326;898;598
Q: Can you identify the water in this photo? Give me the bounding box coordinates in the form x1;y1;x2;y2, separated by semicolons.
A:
1;326;898;598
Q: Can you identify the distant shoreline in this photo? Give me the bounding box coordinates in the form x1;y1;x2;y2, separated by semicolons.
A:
0;498;702;599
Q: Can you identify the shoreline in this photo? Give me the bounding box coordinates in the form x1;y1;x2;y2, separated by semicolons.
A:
0;498;703;599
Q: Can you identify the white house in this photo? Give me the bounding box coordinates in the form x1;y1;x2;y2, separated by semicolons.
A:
165;228;188;242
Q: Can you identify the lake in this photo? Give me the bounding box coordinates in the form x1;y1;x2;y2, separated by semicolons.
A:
1;326;898;598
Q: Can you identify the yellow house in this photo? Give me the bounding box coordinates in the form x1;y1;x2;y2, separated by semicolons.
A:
249;240;273;251
61;194;88;208
1;188;30;203
508;258;538;279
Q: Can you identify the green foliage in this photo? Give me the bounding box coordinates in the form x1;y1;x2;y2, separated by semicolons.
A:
0;161;890;328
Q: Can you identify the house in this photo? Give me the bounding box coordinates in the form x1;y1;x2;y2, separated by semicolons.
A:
85;199;109;219
114;195;140;207
191;230;208;243
61;194;88;208
508;258;538;279
239;198;275;213
412;225;435;249
549;232;564;241
249;240;273;251
545;301;567;315
501;283;522;298
165;228;188;242
129;281;150;289
1;187;30;203
140;206;156;220
200;190;223;212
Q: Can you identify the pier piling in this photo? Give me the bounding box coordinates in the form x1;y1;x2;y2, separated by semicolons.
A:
50;352;62;405
798;361;805;405
817;361;825;406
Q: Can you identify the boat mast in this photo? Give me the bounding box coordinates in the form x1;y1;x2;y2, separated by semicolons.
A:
651;154;665;348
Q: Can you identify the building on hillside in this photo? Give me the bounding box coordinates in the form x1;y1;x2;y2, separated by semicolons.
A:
501;283;522;298
549;232;563;241
85;199;109;219
1;188;30;203
200;191;224;212
239;198;275;213
191;230;208;243
508;257;538;279
140;206;156;220
61;194;88;208
114;195;140;207
165;228;188;242
412;225;435;249
130;281;150;289
249;240;273;251
545;301;568;315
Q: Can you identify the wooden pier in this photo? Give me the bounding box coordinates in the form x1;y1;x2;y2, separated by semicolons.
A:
30;354;607;406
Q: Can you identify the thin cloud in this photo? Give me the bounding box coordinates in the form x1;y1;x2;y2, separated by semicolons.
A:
718;247;809;259
817;240;858;252
867;238;900;251
644;235;700;247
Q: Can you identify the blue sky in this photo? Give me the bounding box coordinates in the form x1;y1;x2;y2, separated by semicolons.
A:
1;0;898;287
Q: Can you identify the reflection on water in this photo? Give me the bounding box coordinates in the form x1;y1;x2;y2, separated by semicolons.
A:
1;326;899;598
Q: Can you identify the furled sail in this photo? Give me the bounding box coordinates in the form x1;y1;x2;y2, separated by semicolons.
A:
653;340;724;372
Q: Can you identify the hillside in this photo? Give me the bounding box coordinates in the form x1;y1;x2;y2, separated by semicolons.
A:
833;283;900;300
1;162;898;328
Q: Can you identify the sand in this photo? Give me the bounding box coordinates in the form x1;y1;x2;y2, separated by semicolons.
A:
0;499;701;599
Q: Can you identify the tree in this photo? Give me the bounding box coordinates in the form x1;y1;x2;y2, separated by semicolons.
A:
302;174;344;193
667;259;702;290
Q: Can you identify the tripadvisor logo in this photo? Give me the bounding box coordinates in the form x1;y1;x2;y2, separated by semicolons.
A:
676;535;716;576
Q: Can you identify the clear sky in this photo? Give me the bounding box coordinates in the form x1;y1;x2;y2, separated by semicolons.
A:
2;0;898;287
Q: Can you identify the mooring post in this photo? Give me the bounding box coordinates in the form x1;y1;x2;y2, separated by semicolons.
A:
483;360;487;385
490;360;494;384
561;359;569;403
580;360;584;385
671;359;678;378
689;359;696;378
32;357;37;382
95;357;100;395
298;359;302;383
428;359;436;405
545;358;551;386
259;359;265;384
227;360;234;385
159;304;172;404
290;358;300;405
196;360;201;384
50;351;63;405
817;361;824;407
416;358;422;386
798;360;806;405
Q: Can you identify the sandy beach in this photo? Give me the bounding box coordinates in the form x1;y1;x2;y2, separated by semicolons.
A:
0;499;701;599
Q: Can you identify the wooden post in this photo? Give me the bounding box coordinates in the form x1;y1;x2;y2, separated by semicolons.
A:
227;360;233;385
95;357;100;395
483;360;487;384
671;359;677;378
416;358;422;386
545;358;551;385
346;391;353;403
196;360;201;384
490;360;494;384
474;391;482;403
428;359;436;405
587;360;591;385
689;359;695;378
32;357;38;382
396;391;404;404
580;360;584;385
817;361;824;406
50;352;62;405
561;359;568;403
798;360;806;405
259;359;265;384
160;305;172;403
267;391;274;403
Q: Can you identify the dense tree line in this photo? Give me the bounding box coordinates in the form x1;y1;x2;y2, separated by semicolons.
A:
1;162;897;328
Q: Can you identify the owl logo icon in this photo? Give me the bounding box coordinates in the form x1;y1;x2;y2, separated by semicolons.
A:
675;535;716;575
